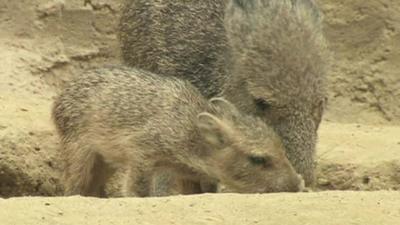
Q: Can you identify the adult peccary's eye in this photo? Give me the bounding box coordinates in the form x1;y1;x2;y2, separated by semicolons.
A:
248;156;272;168
254;98;271;111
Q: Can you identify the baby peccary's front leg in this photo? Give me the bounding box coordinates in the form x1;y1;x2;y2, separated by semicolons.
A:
123;163;154;197
200;179;218;193
179;179;219;194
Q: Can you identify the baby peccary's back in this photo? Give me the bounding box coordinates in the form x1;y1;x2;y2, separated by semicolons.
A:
53;66;304;197
53;66;203;138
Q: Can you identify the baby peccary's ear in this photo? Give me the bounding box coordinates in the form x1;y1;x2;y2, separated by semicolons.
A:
196;112;233;148
209;97;238;114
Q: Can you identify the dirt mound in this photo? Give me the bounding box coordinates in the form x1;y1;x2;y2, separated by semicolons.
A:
316;122;400;191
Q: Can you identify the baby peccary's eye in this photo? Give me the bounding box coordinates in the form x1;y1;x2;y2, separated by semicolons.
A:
254;98;271;112
248;156;272;168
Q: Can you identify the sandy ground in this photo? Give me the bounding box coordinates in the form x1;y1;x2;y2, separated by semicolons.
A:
317;122;400;191
1;192;400;225
0;0;400;224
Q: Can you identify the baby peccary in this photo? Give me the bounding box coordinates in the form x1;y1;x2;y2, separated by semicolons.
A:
52;66;304;197
119;0;330;186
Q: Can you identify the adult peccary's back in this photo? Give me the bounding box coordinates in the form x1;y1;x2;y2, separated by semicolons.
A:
52;66;303;197
118;0;330;185
119;0;228;98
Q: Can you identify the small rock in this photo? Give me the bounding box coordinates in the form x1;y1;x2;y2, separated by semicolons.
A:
46;161;53;168
317;178;331;186
362;176;370;184
37;0;65;18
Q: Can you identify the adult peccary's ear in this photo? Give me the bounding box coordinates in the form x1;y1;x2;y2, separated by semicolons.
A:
313;96;328;130
232;0;255;10
196;112;233;148
209;97;238;114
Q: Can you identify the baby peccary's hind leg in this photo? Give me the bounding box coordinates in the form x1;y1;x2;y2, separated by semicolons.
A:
179;179;202;195
151;171;181;197
86;155;116;197
123;163;154;197
62;143;100;196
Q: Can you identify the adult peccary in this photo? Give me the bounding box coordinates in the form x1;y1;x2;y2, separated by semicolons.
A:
52;66;304;197
118;0;330;186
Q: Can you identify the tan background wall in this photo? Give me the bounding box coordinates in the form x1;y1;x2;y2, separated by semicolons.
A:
317;0;400;124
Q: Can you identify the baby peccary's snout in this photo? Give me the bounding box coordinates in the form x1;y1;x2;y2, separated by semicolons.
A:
52;66;303;197
210;119;305;194
271;169;305;193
